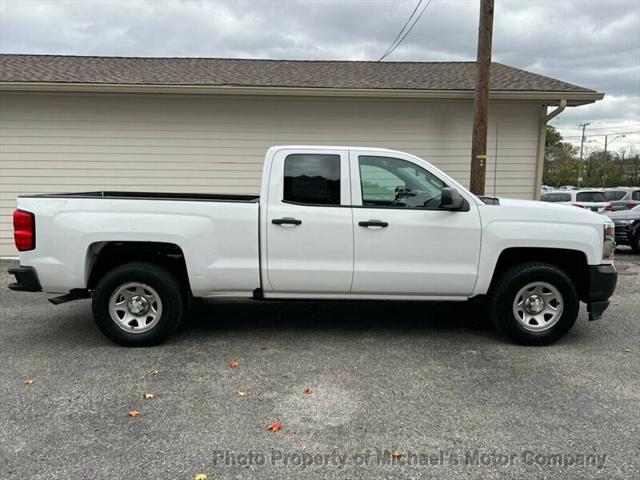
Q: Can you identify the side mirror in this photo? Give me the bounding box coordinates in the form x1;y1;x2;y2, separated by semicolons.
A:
440;187;467;211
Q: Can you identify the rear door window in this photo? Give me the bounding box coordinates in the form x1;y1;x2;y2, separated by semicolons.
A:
576;192;606;202
283;154;341;205
541;193;570;202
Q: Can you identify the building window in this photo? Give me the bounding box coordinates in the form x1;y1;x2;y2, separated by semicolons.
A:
283;154;341;205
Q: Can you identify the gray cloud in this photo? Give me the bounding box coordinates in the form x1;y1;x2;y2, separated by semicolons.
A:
1;0;638;151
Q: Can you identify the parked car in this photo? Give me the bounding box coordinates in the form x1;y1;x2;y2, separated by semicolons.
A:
607;205;640;252
540;189;612;213
541;185;554;194
9;146;617;347
604;187;640;211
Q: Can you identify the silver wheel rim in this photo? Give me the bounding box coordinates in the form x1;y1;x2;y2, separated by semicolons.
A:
108;282;163;333
512;281;564;332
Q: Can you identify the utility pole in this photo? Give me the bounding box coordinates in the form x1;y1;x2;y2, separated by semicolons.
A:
602;134;608;188
469;0;495;195
577;122;590;186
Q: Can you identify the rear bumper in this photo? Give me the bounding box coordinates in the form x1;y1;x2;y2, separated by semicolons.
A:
7;266;42;292
586;264;617;321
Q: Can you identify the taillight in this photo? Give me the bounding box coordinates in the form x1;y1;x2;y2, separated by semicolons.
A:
628;203;636;210
572;203;584;208
13;209;35;251
605;203;613;212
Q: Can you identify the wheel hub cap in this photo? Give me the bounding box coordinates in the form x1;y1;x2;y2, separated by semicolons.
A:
127;295;149;315
512;281;564;332
108;282;163;333
523;294;545;315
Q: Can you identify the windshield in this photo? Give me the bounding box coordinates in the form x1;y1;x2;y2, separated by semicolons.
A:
576;191;606;202
605;190;626;201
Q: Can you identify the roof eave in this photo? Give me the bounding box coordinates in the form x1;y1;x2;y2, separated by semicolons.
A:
0;82;604;105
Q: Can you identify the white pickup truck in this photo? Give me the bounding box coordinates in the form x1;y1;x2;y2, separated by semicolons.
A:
9;146;617;347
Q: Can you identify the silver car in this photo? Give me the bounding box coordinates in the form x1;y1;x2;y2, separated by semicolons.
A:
604;187;640;211
540;189;612;213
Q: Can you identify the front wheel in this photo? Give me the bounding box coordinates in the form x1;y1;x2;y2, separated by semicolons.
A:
489;262;579;346
92;262;185;346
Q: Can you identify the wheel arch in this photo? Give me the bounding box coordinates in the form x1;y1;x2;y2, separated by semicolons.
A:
486;247;590;301
85;241;192;297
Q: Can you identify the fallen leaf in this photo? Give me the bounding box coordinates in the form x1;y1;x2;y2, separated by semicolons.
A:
128;410;140;417
147;369;159;376
143;393;154;400
194;474;207;480
266;421;282;432
237;391;247;397
230;360;239;369
303;387;313;395
392;450;402;458
24;378;35;385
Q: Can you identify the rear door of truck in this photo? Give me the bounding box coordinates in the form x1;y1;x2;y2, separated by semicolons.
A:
262;148;353;293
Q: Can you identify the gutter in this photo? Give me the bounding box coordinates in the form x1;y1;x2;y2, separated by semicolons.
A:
0;82;604;105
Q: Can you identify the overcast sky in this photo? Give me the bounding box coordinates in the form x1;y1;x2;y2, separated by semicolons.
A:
1;0;638;153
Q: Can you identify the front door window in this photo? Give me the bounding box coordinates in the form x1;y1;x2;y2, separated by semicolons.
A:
359;156;446;209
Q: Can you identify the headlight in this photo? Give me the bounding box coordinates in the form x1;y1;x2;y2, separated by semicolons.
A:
603;221;616;261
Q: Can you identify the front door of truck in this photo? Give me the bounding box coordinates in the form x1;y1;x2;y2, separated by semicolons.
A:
264;148;353;293
349;151;481;296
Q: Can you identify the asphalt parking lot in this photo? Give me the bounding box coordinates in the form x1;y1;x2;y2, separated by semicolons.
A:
1;252;639;480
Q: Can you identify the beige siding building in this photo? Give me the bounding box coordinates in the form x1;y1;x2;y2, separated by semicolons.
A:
0;55;602;256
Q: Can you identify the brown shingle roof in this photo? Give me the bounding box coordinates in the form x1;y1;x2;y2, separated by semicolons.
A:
0;54;596;93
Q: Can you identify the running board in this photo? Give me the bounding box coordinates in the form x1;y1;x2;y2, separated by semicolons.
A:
49;289;91;305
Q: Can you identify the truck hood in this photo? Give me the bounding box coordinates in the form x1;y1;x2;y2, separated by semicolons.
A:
485;197;608;226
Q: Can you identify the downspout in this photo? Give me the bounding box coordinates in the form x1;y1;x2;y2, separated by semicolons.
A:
534;99;567;199
543;99;567;123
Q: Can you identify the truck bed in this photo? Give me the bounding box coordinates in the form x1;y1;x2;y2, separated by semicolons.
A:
16;192;261;295
19;191;260;202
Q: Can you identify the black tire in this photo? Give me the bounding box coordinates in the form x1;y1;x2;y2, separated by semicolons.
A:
92;262;185;346
631;233;640;253
488;262;579;346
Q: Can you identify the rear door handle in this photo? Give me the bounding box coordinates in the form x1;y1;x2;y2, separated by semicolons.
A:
358;220;389;228
272;217;302;226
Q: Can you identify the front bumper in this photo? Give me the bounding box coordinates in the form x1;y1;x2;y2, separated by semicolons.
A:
586;264;617;321
7;266;42;292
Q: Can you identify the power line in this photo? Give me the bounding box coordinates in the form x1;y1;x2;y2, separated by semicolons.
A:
557;124;640;132
378;0;434;61
562;130;640;139
378;0;423;61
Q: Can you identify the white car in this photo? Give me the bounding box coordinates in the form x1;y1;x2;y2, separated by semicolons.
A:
540;189;612;213
8;146;617;347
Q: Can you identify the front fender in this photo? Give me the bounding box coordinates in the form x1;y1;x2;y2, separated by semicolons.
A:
472;219;601;296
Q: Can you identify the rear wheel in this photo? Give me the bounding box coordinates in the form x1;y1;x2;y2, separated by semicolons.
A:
489;262;579;346
92;262;185;346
